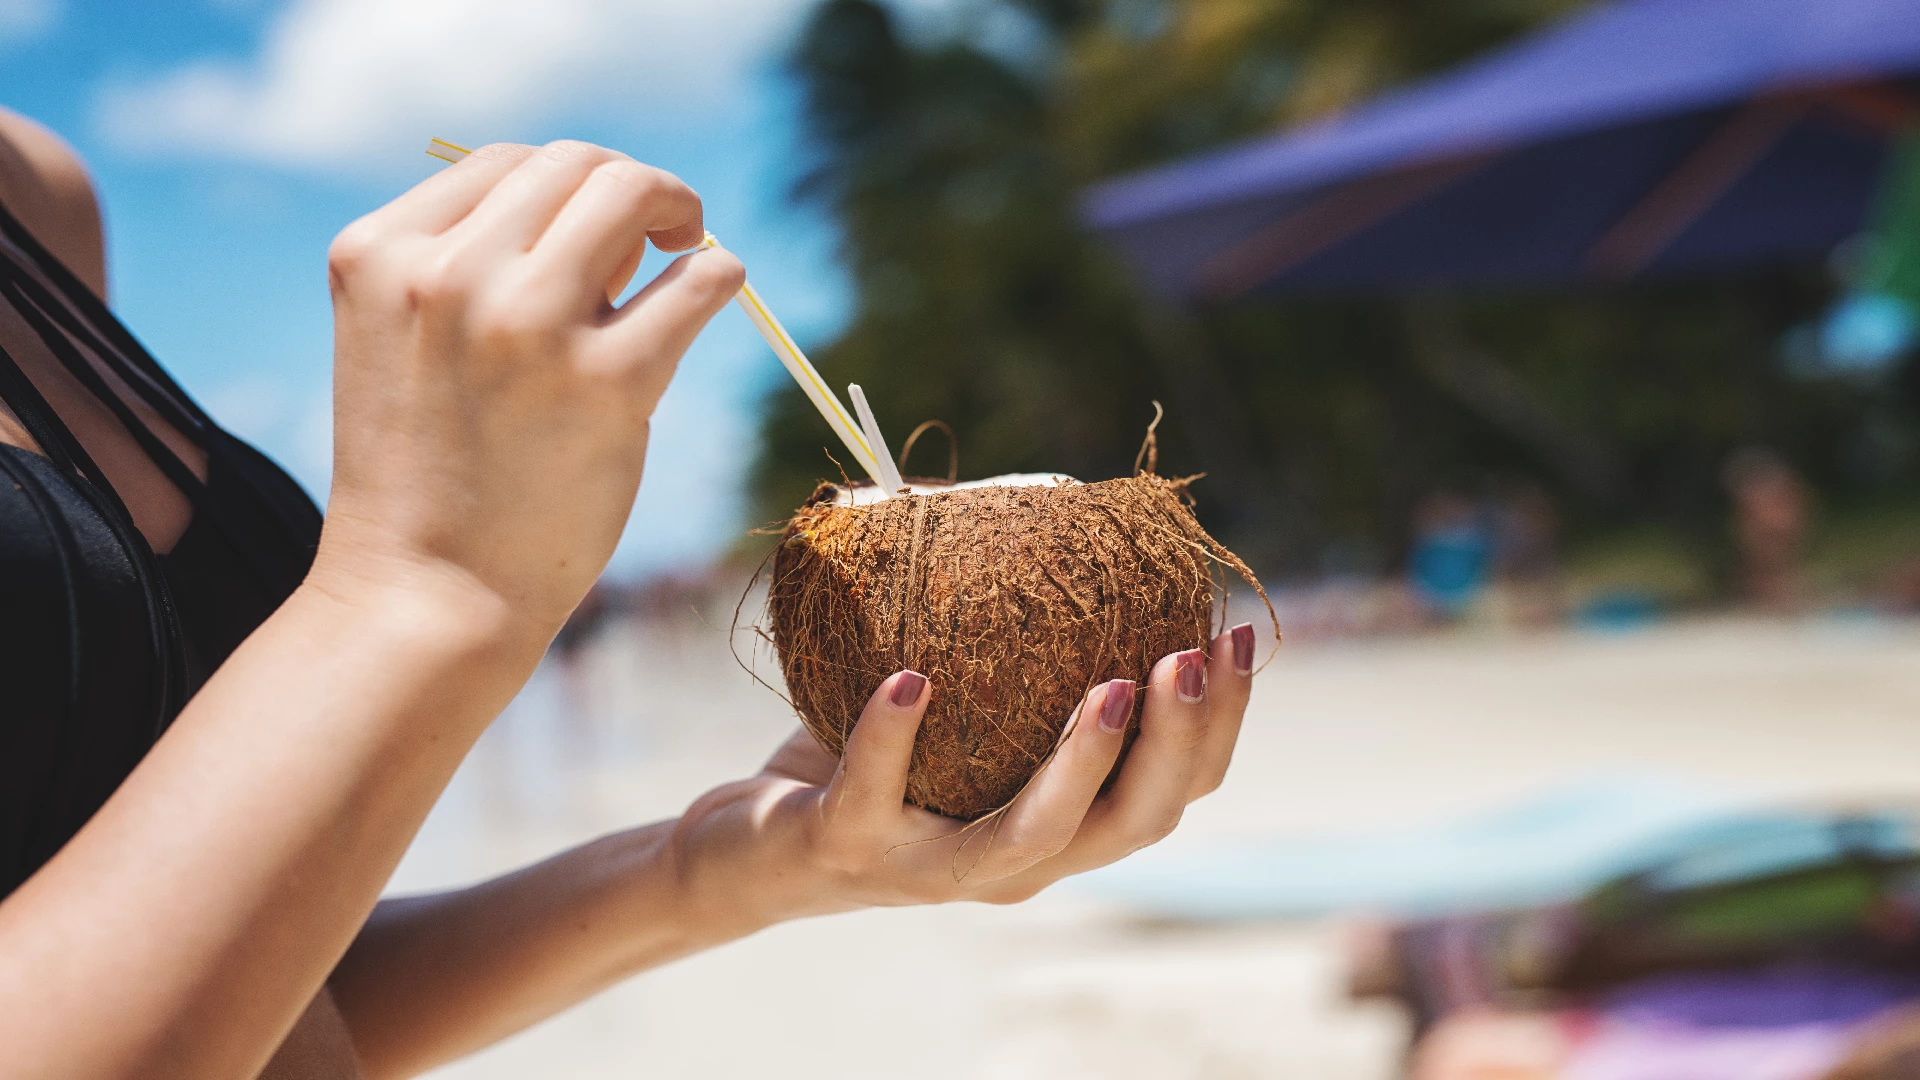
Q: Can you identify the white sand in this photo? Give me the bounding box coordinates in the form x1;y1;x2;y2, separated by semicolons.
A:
400;614;1920;1079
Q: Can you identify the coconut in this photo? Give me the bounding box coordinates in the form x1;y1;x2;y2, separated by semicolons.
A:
766;470;1267;821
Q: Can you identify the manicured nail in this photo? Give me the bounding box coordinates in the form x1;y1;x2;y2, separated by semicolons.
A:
1231;623;1254;675
890;670;926;707
1176;650;1206;702
1098;680;1135;733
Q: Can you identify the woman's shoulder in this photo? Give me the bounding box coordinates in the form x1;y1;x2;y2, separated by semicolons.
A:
0;109;106;299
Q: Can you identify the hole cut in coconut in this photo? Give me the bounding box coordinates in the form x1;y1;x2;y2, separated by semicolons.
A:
766;469;1272;822
830;472;1081;506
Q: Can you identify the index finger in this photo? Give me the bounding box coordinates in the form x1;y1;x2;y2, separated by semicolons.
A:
532;159;704;300
821;671;928;834
360;142;537;236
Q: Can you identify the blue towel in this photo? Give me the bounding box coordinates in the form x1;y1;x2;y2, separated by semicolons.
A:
1077;774;1753;920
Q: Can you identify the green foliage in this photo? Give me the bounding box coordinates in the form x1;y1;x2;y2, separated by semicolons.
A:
1807;499;1920;599
1562;525;1716;610
757;0;1170;518
752;0;1920;580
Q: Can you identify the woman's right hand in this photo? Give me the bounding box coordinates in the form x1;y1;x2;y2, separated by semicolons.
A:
311;140;744;638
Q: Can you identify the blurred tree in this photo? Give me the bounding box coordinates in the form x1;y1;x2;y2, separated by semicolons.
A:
751;0;1916;581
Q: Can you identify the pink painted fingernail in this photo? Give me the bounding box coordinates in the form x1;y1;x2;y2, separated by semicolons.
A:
1098;680;1135;733
1231;623;1254;675
890;670;926;707
1176;650;1206;702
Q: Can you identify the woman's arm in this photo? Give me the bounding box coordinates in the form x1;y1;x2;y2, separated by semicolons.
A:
328;626;1256;1079
0;140;745;1080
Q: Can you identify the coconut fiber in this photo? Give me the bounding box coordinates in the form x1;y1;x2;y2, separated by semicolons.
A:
767;473;1266;821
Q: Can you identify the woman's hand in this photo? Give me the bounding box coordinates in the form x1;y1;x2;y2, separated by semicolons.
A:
671;624;1257;929
314;140;744;637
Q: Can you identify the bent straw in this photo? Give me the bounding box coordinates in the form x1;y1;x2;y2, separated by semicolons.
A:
846;384;905;495
420;140;886;488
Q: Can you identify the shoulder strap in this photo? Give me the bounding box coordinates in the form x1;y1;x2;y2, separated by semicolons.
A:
0;195;314;592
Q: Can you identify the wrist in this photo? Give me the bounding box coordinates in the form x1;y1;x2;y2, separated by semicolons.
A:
286;558;553;741
302;539;549;664
663;782;849;943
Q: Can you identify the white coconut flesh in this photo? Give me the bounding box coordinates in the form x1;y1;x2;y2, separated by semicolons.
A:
831;472;1081;507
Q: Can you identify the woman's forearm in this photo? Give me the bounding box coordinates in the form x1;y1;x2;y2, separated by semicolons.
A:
319;636;1259;1080
330;821;722;1078
0;574;547;1080
327;771;822;1079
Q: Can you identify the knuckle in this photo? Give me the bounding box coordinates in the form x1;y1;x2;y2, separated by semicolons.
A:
402;250;473;311
326;220;381;281
541;138;613;165
1130;809;1181;848
472;142;535;164
1168;711;1211;753
991;835;1061;872
597;160;667;201
688;250;746;297
858;717;917;757
472;307;556;352
1150;812;1182;843
1028;827;1074;861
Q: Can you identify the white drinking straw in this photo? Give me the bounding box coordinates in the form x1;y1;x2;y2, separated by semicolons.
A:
846;384;904;495
696;234;887;487
421;140;887;489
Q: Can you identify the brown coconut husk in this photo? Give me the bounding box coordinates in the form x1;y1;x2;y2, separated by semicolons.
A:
765;454;1273;821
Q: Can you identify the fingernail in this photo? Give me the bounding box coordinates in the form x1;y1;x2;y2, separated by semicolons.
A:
890;670;926;708
1098;680;1135;733
1231;623;1254;675
1176;650;1206;702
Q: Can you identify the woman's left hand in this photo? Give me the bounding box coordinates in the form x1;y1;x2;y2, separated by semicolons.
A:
669;624;1257;930
321;623;1258;1075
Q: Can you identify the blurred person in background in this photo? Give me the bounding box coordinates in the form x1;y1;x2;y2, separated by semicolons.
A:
1407;490;1495;623
1491;482;1563;629
1725;447;1815;613
1356;807;1920;1080
1881;556;1920;613
0;109;1257;1079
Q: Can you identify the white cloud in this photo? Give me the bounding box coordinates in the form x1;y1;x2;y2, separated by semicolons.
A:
0;0;57;43
96;0;809;171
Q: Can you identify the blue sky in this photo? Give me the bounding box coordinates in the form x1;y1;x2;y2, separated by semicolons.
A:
0;0;855;577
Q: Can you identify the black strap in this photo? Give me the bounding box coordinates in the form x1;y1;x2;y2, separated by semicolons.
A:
0;337;185;735
0;271;288;595
0;198;213;435
0;197;318;561
0;273;212;503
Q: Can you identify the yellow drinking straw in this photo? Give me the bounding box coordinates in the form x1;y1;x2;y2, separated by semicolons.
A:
424;137;470;164
422;138;891;491
696;232;887;487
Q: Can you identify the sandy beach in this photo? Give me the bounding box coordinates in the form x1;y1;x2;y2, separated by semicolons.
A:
400;612;1920;1079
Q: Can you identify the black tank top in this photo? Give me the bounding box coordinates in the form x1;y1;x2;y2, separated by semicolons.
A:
0;196;322;897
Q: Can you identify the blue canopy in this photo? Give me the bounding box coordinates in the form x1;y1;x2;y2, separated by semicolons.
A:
1082;0;1920;300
